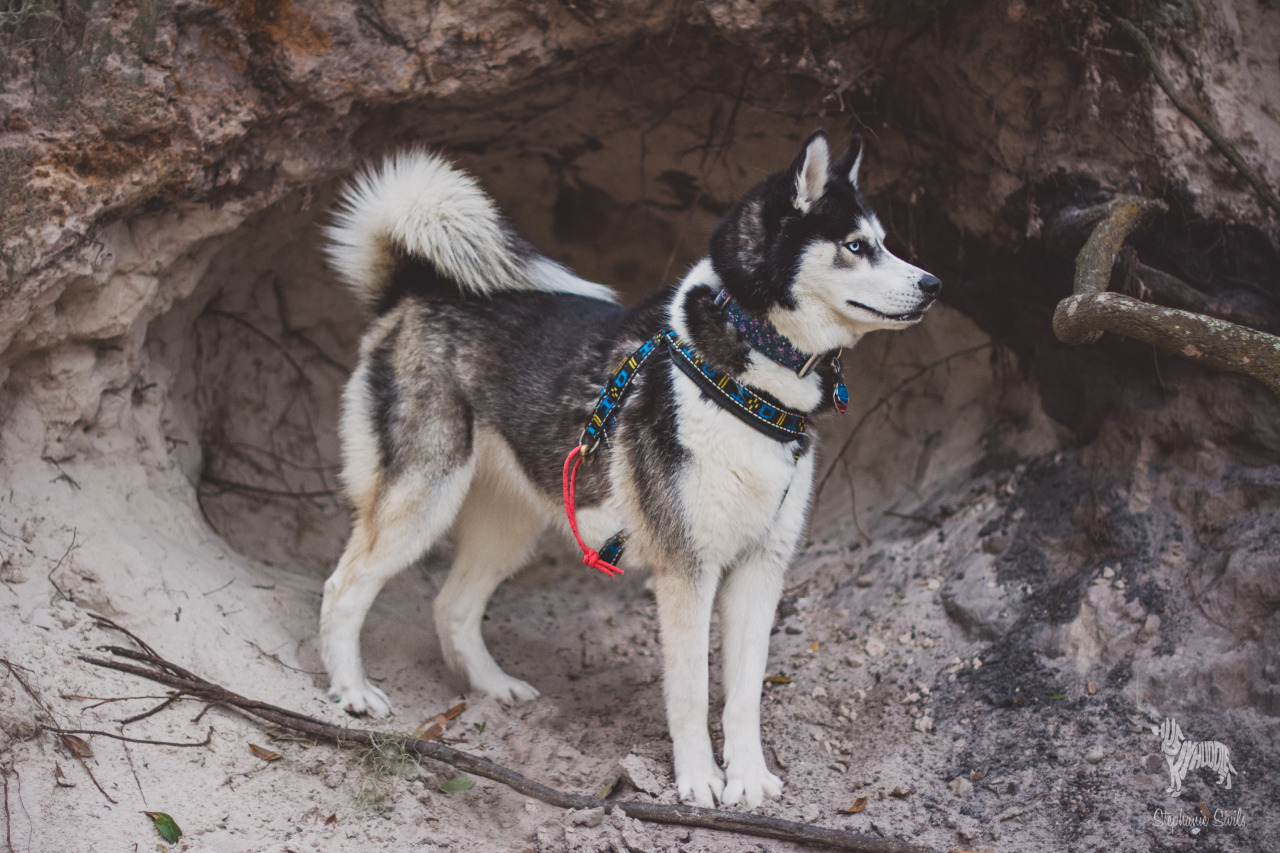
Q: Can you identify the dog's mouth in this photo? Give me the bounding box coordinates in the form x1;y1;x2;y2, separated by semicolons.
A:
845;300;929;323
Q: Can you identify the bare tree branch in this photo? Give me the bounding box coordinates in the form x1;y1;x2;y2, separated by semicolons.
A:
77;616;931;853
1051;197;1280;397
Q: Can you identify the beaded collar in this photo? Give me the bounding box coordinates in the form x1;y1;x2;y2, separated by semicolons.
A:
713;289;848;413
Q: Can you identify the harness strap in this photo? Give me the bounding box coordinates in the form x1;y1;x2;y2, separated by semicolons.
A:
663;331;807;448
581;332;664;453
563;326;814;575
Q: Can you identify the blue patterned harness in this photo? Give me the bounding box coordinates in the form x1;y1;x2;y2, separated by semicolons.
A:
575;327;812;568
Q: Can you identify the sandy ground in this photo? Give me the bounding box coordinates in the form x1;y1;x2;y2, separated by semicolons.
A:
2;307;1277;853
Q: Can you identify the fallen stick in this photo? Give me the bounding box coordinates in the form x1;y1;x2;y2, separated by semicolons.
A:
79;616;931;853
1051;196;1280;397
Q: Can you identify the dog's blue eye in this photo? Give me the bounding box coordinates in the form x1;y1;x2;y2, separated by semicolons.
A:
844;241;863;254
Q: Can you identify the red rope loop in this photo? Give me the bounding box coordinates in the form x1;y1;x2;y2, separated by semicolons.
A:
561;445;624;577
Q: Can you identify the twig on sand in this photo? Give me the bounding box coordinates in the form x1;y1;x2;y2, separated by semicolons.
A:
246;640;326;676
45;528;76;604
78;615;931;853
1;659;115;804
1;765;12;853
37;725;213;749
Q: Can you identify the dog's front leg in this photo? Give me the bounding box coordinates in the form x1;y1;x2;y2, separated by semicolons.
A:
717;545;786;807
654;567;724;806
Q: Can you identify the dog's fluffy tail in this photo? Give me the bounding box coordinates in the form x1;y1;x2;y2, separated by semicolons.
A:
324;150;615;311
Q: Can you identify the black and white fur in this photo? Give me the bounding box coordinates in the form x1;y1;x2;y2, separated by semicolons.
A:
318;133;940;808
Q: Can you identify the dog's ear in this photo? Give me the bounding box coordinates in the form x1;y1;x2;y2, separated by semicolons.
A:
832;135;864;189
789;130;830;213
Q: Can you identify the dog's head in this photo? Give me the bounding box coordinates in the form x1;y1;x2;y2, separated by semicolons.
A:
710;130;941;354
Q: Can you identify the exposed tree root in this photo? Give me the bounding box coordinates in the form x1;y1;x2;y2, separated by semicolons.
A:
78;616;932;853
1051;196;1280;397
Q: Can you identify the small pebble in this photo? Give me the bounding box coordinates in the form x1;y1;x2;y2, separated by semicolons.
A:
1085;746;1105;765
949;777;974;797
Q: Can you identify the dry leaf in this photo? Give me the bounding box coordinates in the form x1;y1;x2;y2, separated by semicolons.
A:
810;640;820;651
413;722;444;741
249;743;282;761
764;675;792;685
839;796;868;814
54;762;75;788
325;813;337;826
413;702;465;739
61;734;93;758
970;769;988;781
1198;802;1212;820
1087;681;1097;694
890;787;911;798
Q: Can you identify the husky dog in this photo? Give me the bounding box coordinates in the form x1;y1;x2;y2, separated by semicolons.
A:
319;131;940;808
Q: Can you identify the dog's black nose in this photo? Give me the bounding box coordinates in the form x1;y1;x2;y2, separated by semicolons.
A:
918;274;941;297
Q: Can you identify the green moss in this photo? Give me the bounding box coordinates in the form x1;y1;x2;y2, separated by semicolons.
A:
353;733;422;812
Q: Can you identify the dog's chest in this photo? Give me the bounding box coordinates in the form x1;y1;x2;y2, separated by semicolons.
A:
669;372;810;559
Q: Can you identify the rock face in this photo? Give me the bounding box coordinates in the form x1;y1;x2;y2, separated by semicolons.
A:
1;2;1279;851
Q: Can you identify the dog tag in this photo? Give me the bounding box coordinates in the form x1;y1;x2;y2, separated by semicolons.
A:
833;381;849;414
830;348;849;414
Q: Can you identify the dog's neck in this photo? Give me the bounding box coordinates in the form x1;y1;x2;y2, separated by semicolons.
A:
668;263;825;413
716;289;822;376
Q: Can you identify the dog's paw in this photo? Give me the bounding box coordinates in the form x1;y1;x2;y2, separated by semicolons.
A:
327;680;392;718
473;673;540;704
721;762;783;808
676;758;726;807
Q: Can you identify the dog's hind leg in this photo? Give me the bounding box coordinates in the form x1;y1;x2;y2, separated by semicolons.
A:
320;463;475;717
433;464;546;703
654;566;725;807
